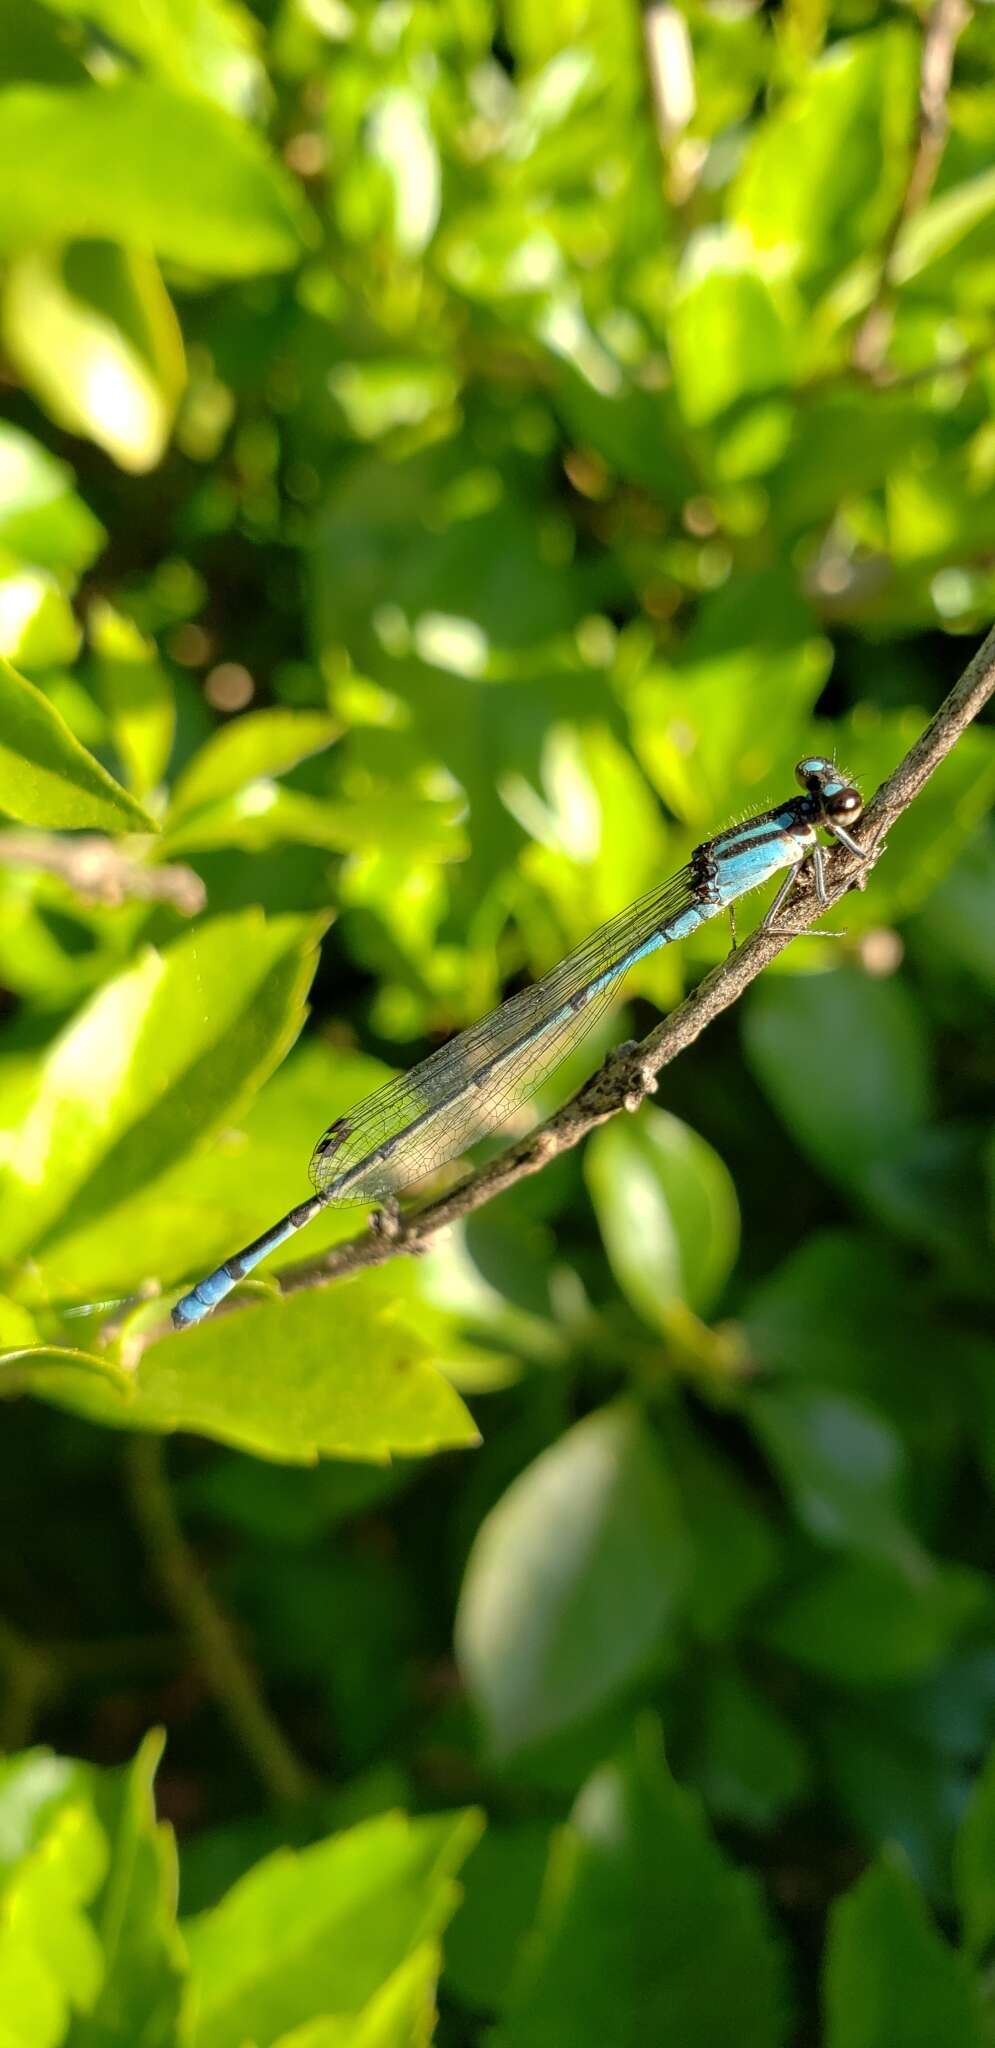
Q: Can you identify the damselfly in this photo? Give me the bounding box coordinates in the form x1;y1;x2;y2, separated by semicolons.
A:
171;756;866;1327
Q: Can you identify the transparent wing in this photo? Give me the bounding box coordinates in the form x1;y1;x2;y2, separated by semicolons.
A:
310;863;702;1206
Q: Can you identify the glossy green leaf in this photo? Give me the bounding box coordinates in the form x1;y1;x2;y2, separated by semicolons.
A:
456;1403;690;1756
182;1807;480;2048
954;1746;995;1962
892;166;995;309
0;655;155;831
29;1272;480;1463
823;1849;984;2048
2;244;186;473
0;423;105;574
585;1107;739;1327
743;967;933;1193
0;81;311;275
495;1720;790;2048
0;909;323;1278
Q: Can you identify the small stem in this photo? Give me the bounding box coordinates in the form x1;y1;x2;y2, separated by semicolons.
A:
124;1436;316;1808
0;830;205;914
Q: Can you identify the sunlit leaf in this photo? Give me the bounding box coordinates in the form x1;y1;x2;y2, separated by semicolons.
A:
0;423;105;574
182;1807;480;2048
0;80;311;274
27;1273;480;1464
2;244;185;474
0;909;324;1276
0;655;155;831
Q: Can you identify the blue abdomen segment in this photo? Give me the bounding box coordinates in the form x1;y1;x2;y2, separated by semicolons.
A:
171;1202;320;1329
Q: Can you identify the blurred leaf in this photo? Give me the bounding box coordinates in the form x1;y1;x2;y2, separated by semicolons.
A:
170;710;339;816
0;909;322;1277
893;165;995;309
456;1403;689;1757
0;655;155;832
29;1274;480;1463
668;238;793;427
0;80;311;274
90;599;175;796
585;1106;739;1327
2;243;185;474
731;29;917;288
760;1557;991;1687
272;1940;441;2046
41;0;266;119
0;1733;184;2048
164;785;468;862
743;967;933;1194
0;554;80;666
0;423;105;574
444;1825;550;2016
750;1385;920;1570
823;1849;984;2048
182;1807;480;2048
495;1719;790;2048
685;1666;810;1831
673;1428;781;1643
954;1745;995;1962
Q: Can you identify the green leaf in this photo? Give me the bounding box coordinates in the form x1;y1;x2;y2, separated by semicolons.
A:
89;599;175;796
0;909;323;1280
495;1719;790;2048
273;1941;441;2047
954;1746;995;1962
163;787;468;862
0;554;80;665
29;1272;480;1463
584;1107;739;1327
823;1849;984;2048
667;239;793;428
455;1403;690;1757
40;0;265;119
444;1825;550;2016
0;423;105;574
2;243;185;474
892;166;995;309
685;1666;810;1831
182;1807;480;2048
0;1733;185;2048
750;1385;920;1570
0;81;311;275
731;29;917;288
0;655;156;831
743;967;933;1193
760;1556;991;1686
169;710;339;816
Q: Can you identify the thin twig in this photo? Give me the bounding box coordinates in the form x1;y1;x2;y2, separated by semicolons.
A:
206;621;995;1310
853;0;971;375
0;831;205;914
124;1436;316;1807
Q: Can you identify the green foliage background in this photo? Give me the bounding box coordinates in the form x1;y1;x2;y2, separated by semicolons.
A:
0;0;994;2040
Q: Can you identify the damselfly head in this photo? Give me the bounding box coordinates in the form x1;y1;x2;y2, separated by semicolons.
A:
794;756;863;826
